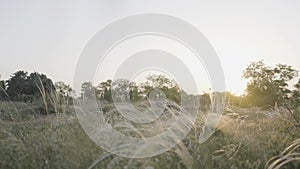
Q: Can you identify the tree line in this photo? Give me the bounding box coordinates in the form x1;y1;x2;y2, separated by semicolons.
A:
1;60;300;111
80;74;183;104
0;72;186;104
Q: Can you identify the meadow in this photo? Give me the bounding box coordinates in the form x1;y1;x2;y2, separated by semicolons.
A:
1;62;300;168
0;100;299;169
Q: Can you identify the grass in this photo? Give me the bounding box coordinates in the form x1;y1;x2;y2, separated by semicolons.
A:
266;139;300;169
0;112;103;169
0;100;299;169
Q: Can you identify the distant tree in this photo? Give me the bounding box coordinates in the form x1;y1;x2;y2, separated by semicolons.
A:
199;93;211;111
110;79;143;102
96;80;112;102
290;79;300;106
243;60;298;107
27;72;55;95
111;79;131;102
6;71;54;102
0;75;7;100
6;71;29;101
81;82;96;100
129;82;143;102
141;74;181;103
55;81;73;105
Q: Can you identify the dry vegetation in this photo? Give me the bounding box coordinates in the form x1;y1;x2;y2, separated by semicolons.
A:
0;101;299;169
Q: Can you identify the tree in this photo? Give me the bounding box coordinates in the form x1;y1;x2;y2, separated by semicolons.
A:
27;72;55;99
243;60;298;107
6;71;55;102
81;82;96;100
6;71;29;101
199;93;211;111
141;74;181;103
290;79;300;106
96;80;112;102
128;82;142;102
0;75;7;100
55;81;73;105
111;79;131;102
110;79;143;102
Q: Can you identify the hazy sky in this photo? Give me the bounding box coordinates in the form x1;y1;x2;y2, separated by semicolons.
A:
1;0;300;95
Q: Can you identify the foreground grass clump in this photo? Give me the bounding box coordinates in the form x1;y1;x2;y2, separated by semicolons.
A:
0;102;299;169
0;114;105;169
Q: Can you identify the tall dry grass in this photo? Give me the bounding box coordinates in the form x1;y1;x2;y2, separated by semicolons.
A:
0;95;300;168
266;139;300;169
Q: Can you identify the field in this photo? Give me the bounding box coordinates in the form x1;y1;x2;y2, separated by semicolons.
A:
0;101;299;169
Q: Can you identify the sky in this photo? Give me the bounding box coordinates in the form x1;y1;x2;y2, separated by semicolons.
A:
1;0;300;95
